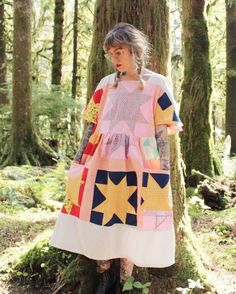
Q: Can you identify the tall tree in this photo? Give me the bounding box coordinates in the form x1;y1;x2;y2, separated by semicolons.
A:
225;0;236;155
86;0;169;100
0;0;56;167
180;0;215;184
51;0;65;85
0;0;8;105
55;1;215;293
72;0;78;98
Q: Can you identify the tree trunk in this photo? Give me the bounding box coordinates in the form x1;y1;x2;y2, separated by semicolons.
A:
87;0;169;100
180;0;215;184
0;0;8;105
51;0;64;85
0;0;56;167
72;0;78;99
168;0;211;286
225;0;236;156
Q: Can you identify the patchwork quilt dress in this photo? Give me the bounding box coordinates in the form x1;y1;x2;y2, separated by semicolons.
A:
50;72;183;267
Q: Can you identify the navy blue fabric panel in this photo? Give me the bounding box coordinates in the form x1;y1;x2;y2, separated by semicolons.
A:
90;211;103;225
126;171;137;186
126;213;137;226
105;214;123;226
92;185;106;209
95;170;108;184
109;171;126;185
151;173;169;188
128;190;138;212
158;92;172;110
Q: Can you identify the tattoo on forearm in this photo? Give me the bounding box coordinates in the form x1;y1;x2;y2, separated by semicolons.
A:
73;123;94;162
155;125;170;170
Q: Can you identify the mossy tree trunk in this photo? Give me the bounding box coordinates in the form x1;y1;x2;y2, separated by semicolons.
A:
70;0;79;145
62;0;215;293
50;0;65;153
72;0;78;99
0;0;8;105
180;0;215;184
225;0;236;156
51;0;64;86
0;0;57;167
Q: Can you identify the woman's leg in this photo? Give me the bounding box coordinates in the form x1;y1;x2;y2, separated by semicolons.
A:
120;258;134;285
96;260;113;273
95;260;117;294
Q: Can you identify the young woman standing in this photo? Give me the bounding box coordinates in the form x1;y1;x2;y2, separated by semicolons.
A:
50;22;183;294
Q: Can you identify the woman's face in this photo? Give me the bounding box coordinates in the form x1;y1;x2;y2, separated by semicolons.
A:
105;46;137;73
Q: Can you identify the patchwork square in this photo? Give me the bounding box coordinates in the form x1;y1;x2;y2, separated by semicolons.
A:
140;136;159;160
90;170;137;226
142;210;173;231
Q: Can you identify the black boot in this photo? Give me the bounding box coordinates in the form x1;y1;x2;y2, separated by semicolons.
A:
107;279;122;294
95;268;118;294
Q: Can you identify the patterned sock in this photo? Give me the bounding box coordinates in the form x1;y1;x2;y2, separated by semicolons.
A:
120;258;134;283
96;259;112;273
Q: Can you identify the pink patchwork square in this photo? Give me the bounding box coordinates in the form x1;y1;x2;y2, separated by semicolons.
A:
142;215;156;230
142;211;173;231
155;215;172;230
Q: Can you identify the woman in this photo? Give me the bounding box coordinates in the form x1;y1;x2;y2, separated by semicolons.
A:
50;22;183;294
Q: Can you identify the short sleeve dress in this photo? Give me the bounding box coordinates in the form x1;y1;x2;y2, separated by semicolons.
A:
50;71;183;267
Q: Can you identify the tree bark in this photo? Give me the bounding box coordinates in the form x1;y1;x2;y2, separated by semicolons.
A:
225;0;236;155
51;0;65;85
0;0;8;105
180;0;215;184
0;0;56;167
87;0;169;100
72;0;78;99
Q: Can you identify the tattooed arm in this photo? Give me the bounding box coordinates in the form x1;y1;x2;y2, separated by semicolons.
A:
73;122;95;162
155;124;170;170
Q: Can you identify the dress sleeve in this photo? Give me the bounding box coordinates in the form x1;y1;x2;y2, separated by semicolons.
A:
154;77;183;135
81;80;104;124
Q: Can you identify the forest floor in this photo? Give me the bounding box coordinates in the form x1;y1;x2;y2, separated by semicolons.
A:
0;164;235;294
188;203;236;294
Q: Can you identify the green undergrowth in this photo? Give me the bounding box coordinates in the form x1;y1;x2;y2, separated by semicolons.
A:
0;161;71;287
187;193;236;293
0;160;69;209
189;204;236;273
11;231;77;284
9;231;96;293
0;204;55;252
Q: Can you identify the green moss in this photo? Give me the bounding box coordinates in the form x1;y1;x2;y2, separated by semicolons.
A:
185;18;210;52
212;154;223;176
0;203;58;258
60;256;97;293
185;187;198;198
12;234;77;283
176;222;214;293
181;11;215;182
193;208;236;274
227;69;236;77
0;162;67;209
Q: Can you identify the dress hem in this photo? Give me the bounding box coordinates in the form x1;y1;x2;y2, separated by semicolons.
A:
50;239;175;268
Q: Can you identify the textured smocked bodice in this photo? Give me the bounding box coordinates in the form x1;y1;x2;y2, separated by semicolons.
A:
95;80;158;164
